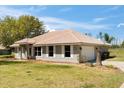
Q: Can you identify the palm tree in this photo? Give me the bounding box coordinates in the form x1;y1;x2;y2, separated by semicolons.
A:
103;33;115;43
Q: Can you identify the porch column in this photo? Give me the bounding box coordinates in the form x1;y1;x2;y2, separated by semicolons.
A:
46;46;48;57
31;46;34;57
61;45;64;58
20;46;22;59
71;45;73;58
53;45;56;57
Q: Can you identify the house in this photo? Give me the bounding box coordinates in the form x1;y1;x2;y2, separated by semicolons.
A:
0;45;10;55
10;30;109;63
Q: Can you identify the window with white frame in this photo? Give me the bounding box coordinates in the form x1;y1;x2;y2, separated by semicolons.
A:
34;47;41;56
48;46;54;57
64;45;70;57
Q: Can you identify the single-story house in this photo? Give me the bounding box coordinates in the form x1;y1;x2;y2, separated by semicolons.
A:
0;45;11;55
10;30;109;63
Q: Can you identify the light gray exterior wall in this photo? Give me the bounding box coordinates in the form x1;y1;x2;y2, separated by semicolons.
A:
14;44;96;63
35;45;80;63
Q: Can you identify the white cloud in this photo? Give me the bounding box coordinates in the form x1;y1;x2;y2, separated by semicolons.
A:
0;6;30;17
39;16;110;30
117;23;124;28
109;6;121;11
0;6;110;31
93;17;107;23
28;6;47;12
103;6;121;13
59;8;72;12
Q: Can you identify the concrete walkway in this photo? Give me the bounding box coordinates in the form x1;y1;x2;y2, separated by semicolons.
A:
103;60;124;72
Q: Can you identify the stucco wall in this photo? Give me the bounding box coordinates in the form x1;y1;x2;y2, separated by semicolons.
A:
14;45;96;63
36;45;80;63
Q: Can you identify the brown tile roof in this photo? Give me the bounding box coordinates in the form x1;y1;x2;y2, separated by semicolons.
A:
15;38;35;44
33;30;105;45
10;43;19;47
11;30;107;46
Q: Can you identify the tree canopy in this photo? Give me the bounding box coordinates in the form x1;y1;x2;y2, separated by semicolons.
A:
0;15;45;48
97;32;115;44
121;41;124;48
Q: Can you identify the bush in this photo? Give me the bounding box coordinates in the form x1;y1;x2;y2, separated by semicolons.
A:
0;54;14;58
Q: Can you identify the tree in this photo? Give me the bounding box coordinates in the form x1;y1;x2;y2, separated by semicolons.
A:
97;32;103;40
0;16;17;48
17;15;45;38
121;40;124;48
85;33;92;36
103;33;115;43
97;32;115;44
0;15;45;48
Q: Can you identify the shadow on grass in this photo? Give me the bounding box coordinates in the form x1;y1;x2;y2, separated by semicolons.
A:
0;61;72;69
0;61;28;65
101;55;116;61
32;64;72;69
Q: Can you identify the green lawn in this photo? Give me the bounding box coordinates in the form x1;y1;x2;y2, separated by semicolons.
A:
108;48;124;61
0;61;124;88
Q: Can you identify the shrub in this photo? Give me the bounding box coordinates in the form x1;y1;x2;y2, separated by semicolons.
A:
0;54;14;58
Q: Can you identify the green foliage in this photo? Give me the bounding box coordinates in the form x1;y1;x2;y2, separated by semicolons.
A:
104;33;115;43
97;32;115;44
121;41;124;48
0;15;45;48
109;48;124;61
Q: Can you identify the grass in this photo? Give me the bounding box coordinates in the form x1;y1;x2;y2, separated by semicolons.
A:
0;61;124;88
108;48;124;61
0;54;14;58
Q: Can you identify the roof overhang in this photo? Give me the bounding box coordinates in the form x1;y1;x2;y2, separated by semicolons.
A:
33;42;109;47
10;44;19;47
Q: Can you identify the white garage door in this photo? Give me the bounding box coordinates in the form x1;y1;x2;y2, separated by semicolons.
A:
81;46;95;61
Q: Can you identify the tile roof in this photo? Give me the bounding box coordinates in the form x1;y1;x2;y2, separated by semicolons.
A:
11;30;107;46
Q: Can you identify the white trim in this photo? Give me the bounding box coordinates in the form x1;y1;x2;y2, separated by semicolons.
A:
40;46;43;57
71;45;73;58
46;46;48;57
53;45;56;58
62;45;64;58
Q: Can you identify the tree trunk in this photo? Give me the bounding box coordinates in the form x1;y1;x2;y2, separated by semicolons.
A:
96;47;102;66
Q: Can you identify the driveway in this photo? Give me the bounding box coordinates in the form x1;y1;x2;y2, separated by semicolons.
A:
103;60;124;72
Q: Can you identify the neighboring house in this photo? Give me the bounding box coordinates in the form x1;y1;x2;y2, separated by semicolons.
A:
0;45;10;55
10;30;109;63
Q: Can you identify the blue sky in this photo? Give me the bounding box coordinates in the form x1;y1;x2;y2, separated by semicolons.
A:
0;5;124;42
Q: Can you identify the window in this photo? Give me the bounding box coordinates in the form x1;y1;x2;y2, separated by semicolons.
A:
48;46;53;57
64;45;70;57
35;47;41;56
